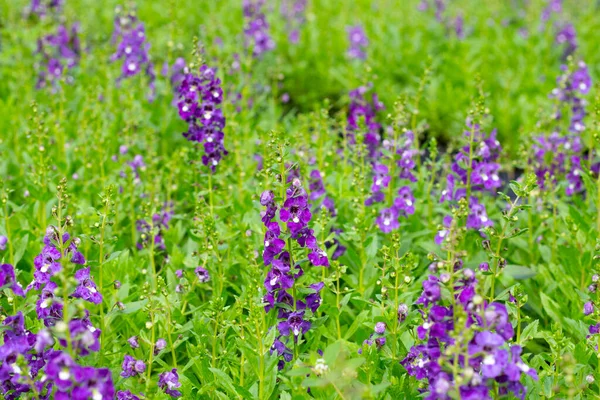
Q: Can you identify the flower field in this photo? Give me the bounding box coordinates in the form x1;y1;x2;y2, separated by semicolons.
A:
1;0;600;398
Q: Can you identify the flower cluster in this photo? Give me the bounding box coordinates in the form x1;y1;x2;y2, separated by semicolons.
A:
555;23;577;59
243;0;275;58
177;65;228;171
0;315;115;400
27;0;63;18
35;24;81;90
541;0;562;25
401;269;537;399
28;227;86;293
281;0;307;44
532;62;591;196
260;180;327;369
371;130;418;233
347;25;368;60
418;0;466;39
347;84;384;158
136;202;174;251
437;119;501;240
0;227;112;399
358;322;386;354
110;9;156;101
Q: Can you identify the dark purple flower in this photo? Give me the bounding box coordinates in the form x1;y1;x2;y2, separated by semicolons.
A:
278;311;311;338
117;390;141;400
177;65;228;171
416;275;441;307
280;185;312;235
0;264;25;297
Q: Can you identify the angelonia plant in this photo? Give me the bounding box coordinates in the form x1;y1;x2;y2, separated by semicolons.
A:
3;0;600;399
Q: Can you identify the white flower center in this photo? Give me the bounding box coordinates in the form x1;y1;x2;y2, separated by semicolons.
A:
483;355;495;365
59;370;70;380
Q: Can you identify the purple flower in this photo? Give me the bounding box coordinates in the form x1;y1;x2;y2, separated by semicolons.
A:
271;337;293;364
0;235;7;251
347;25;368;60
308;247;329;267
281;0;307;43
376;207;399;233
302;282;324;313
154;338;167;355
36;281;63;325
158;368;182;398
0;264;25;297
127;336;139;349
466;197;493;230
62;317;101;356
280;183;312;235
30;245;62;290
435;215;453;245
121;355;146;378
243;0;275;57
111;10;156;101
416;275;441;307
117;390;141;400
398;304;409;322
584;301;594;315
278;311;311;338
28;0;64;18
45;352;115;399
195;266;210;283
265;259;294;292
36;24;81;90
72;268;102;305
484;302;514;341
347;84;383;158
555;23;577;58
374;322;386;335
394;186;415;215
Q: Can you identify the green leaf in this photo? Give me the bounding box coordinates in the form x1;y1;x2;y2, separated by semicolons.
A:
540;293;562;325
121;299;148;314
518;320;539;345
504;265;536;280
210;368;240;398
13;234;28;265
